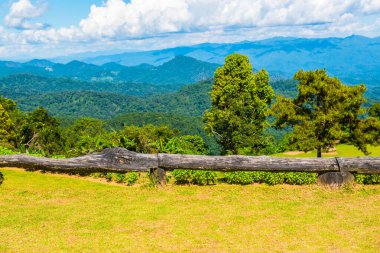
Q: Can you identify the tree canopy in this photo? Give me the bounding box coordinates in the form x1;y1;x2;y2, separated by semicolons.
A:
0;104;14;144
272;69;379;157
204;53;274;155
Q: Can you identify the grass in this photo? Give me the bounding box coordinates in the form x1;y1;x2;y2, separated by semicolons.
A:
273;144;380;158
1;168;379;252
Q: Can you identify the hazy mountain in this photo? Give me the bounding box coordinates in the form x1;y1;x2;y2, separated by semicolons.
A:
0;56;219;85
83;35;380;86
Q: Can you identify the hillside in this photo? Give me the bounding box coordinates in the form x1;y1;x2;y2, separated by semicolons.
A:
0;74;180;98
15;80;214;119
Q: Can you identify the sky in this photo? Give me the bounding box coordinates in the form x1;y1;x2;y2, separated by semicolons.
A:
1;0;380;60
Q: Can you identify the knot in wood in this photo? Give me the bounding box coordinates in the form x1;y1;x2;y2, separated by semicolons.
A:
101;147;137;165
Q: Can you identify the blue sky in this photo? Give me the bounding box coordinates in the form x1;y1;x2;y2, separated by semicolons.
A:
1;0;380;60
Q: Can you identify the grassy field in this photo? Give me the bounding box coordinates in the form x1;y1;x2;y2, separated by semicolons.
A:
274;144;380;158
0;168;379;252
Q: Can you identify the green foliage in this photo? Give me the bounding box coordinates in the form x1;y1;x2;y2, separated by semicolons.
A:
204;54;275;155
369;103;380;119
108;112;221;155
119;124;179;153
354;174;380;184
18;107;65;156
272;69;377;157
171;170;217;186
124;172;139;186
163;135;207;155
93;172;139;185
0;104;14;144
64;118;118;156
225;171;318;185
0;146;16;155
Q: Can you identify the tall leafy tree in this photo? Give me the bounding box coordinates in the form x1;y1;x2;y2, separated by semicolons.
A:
272;69;379;157
0;104;14;144
19;107;64;155
204;53;274;155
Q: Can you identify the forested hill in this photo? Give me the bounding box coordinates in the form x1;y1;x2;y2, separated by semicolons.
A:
12;79;300;119
0;74;181;98
0;56;219;85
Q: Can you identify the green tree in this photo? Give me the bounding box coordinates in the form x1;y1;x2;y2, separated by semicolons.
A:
65;118;111;156
272;69;378;157
119;125;179;153
204;53;274;155
163;135;207;155
19;107;64;155
0;104;14;144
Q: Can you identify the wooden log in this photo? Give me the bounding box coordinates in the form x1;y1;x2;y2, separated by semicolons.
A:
158;154;340;172
0;148;158;173
0;148;380;175
333;157;380;174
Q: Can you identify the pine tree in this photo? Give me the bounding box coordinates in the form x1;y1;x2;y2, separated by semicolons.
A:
272;69;379;157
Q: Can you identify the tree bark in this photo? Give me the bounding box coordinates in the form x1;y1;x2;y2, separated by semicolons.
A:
317;147;322;158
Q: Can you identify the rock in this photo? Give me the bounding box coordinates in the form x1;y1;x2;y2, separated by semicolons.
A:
317;172;355;188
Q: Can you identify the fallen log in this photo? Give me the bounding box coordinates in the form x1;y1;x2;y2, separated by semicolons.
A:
1;147;380;187
0;148;157;173
1;147;380;173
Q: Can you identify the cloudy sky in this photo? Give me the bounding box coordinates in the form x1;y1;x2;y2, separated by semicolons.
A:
1;0;380;60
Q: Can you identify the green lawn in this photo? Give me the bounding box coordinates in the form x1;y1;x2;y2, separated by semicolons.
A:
1;168;379;252
274;144;380;158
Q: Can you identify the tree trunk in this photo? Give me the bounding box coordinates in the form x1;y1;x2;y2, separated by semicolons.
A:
317;147;322;158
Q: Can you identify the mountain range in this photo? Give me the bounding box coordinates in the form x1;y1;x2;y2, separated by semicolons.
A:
81;35;380;86
1;36;380;87
0;55;219;85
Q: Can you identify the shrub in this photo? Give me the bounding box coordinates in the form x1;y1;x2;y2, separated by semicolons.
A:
284;172;318;185
105;173;114;182
225;171;318;185
225;171;256;185
0;172;3;185
355;174;380;184
0;146;15;155
124;172;139;186
171;170;217;186
92;172;139;185
113;173;126;183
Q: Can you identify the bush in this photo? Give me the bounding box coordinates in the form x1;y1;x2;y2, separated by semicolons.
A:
0;146;15;155
172;170;217;186
113;173;126;183
0;172;3;185
92;172;139;185
355;174;380;184
225;171;318;185
124;172;139;186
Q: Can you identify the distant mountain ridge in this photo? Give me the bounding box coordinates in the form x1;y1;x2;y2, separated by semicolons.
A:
0;56;219;86
83;35;380;86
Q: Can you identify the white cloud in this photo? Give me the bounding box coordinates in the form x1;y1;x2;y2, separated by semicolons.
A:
4;0;47;30
359;0;380;14
73;0;380;39
1;0;380;59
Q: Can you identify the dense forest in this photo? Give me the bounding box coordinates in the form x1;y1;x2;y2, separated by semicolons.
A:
0;54;379;159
